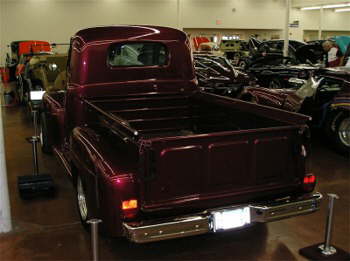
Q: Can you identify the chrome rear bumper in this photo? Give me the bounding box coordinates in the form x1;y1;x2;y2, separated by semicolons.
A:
123;192;322;243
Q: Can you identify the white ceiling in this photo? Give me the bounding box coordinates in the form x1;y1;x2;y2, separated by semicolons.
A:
292;0;350;7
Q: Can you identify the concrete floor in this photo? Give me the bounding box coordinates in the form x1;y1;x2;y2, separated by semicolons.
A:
0;103;349;261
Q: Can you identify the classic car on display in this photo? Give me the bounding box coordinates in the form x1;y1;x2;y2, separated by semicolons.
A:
193;53;251;96
243;54;318;89
234;38;325;89
197;42;224;56
219;39;251;63
5;40;51;82
19;53;68;108
253;39;324;64
39;25;321;243
239;67;350;154
192;36;210;51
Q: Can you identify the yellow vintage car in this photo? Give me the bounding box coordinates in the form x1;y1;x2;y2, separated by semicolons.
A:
27;53;68;92
19;52;68;105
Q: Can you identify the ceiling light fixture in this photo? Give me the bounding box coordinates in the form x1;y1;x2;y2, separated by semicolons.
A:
335;7;350;11
301;2;350;10
301;6;321;10
323;3;350;8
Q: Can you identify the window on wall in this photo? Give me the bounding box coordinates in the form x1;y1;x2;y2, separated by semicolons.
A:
108;42;168;67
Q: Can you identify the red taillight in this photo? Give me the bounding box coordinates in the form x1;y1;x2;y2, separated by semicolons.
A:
122;199;138;210
303;174;316;192
122;199;138;219
304;175;316;184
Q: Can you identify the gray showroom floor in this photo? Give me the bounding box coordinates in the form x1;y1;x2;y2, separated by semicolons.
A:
0;100;349;261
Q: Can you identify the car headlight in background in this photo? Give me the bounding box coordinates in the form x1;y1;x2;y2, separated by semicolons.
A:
30;90;46;101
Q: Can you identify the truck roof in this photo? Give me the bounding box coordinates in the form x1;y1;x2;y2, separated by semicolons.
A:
74;25;187;47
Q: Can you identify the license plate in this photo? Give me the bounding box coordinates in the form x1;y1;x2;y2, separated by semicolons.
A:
212;207;251;231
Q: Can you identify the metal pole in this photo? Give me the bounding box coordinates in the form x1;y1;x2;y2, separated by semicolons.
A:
87;219;102;261
319;194;339;256
177;0;182;30
318;7;324;40
0;85;12;233
283;0;290;57
33;110;38;138
32;110;39;175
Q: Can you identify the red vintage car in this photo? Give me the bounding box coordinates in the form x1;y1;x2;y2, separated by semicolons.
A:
240;67;350;154
40;25;321;242
8;41;52;104
5;40;51;81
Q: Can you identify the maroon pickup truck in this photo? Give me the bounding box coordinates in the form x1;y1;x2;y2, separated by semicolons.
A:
41;25;321;243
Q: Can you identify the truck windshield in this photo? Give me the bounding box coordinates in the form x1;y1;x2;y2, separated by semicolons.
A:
108;42;167;67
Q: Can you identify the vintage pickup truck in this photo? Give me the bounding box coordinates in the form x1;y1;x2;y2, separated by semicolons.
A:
41;25;321;243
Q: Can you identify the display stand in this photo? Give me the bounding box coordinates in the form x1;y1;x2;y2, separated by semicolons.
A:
299;194;350;260
87;219;102;261
17;107;55;199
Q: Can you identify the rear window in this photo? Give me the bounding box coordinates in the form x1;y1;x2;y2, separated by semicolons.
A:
108;42;168;67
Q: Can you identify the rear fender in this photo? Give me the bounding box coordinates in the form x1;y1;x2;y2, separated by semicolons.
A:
70;127;138;236
42;93;65;146
330;98;350;112
318;98;350;129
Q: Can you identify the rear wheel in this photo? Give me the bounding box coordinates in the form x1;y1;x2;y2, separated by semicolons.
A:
77;176;90;227
40;112;52;154
324;110;350;154
17;76;25;104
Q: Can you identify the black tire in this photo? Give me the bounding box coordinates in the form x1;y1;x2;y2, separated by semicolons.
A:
40;112;52;154
76;175;90;229
269;78;283;89
324;110;350;155
17;76;25;105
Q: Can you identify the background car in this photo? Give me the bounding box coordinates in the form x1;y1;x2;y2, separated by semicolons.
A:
194;53;252;96
240;68;350;154
244;54;317;89
5;40;51;82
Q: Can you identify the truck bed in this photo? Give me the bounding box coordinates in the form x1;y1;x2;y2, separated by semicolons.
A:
85;91;310;211
86;92;308;140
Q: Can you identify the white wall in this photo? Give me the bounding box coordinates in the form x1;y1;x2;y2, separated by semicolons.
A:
0;0;349;65
182;0;287;30
0;0;179;65
297;8;350;31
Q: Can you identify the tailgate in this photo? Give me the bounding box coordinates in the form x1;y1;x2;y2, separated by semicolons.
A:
139;126;306;210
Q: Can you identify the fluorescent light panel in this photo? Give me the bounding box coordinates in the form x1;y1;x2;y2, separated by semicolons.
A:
301;2;350;10
301;6;321;10
335;7;350;11
324;3;350;8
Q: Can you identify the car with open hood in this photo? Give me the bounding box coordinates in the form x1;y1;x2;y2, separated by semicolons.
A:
240;67;350;154
194;53;253;96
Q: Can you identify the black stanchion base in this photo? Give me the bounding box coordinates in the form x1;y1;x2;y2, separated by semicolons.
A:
18;174;55;200
299;243;350;260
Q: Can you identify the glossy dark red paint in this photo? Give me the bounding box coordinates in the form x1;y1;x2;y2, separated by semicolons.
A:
42;25;316;238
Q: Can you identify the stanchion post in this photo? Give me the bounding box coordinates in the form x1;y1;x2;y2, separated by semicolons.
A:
318;193;339;256
299;192;350;260
87;219;102;261
0;87;12;233
31;110;39;175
